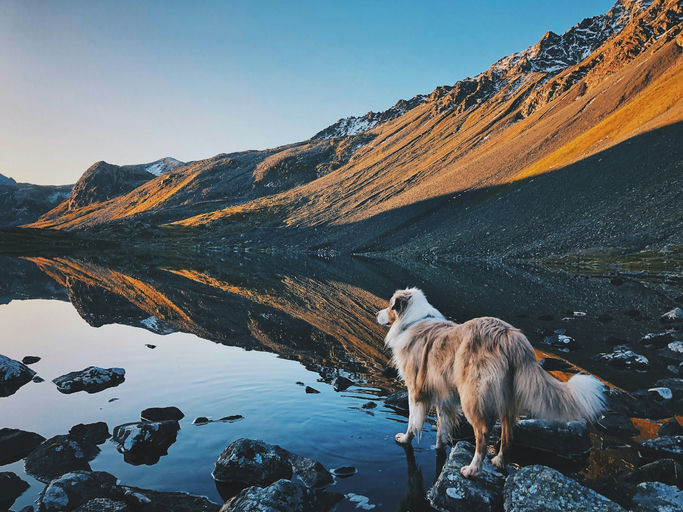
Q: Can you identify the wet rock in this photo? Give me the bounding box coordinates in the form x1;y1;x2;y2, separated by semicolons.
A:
53;367;125;394
69;422;110;445
305;386;320;394
655;378;683;401
667;362;683;375
221;479;342;512
112;485;219;512
288;453;334;488
639;436;683;465
512;419;591;461
193;417;210;424
592;345;649;370
74;498;131;512
640;332;675;347
0;427;45;465
0;354;36;396
24;434;99;483
631;481;683;512
140;406;184;422
427;441;505;512
597;413;639;437
0;471;29;509
504;465;625;512
331;466;357;478
38;470;116;512
112;420;179;465
144;344;156;349
660;307;683;324
32;375;45;383
212;439;293;485
295;381;304;386
659;419;683;436
219;415;243;422
538;357;572;372
542;334;577;351
633;387;673;402
22;356;41;365
382;366;399;379
331;375;354;392
384;389;409;411
606;388;672;419
362;401;377;409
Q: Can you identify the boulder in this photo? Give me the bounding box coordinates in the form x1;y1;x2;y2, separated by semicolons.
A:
427;441;505;512
631;481;683;512
69;422;110;445
511;419;591;461
38;471;116;512
592;346;649;370
639;436;683;464
660;307;683;324
112;420;179;465
53;367;125;394
654;378;683;401
74;498;131;512
24;435;99;483
0;354;36;396
504;465;625;512
220;479;342;512
140;406;184;422
640;332;675;347
288;453;333;488
0;471;29;509
111;485;219;512
597;413;639;437
606;388;671;419
0;427;45;465
659;419;683;437
22;356;41;365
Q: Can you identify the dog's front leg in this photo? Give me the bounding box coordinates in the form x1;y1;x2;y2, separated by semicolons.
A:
396;396;426;444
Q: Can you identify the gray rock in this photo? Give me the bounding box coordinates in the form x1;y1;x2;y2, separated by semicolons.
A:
73;498;131;512
0;427;45;465
542;334;578;351
53;367;125;394
212;439;293;485
0;471;29;509
427;441;505;512
639;436;683;464
112;485;219;512
288;453;333;488
593;345;649;370
331;375;354;391
140;406;184;422
512;419;591;461
606;388;671;419
112;420;179;465
24;435;98;483
0;354;36;396
504;465;625;512
38;471;116;512
631;481;683;512
660;307;683;324
305;386;319;394
220;479;341;512
69;422;110;445
384;389;409;410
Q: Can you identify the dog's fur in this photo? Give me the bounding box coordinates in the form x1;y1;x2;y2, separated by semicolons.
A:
377;288;605;478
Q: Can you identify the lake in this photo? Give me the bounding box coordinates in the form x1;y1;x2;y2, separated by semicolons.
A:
1;253;681;510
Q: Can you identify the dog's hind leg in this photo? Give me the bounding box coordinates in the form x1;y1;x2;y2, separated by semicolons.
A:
396;395;427;444
435;400;461;448
460;394;489;478
491;410;514;469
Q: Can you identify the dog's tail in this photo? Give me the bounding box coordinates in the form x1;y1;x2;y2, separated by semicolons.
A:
505;330;605;421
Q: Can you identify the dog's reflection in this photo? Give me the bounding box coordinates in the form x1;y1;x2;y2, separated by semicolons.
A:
398;444;445;512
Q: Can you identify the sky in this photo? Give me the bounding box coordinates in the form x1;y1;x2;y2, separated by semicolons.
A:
0;0;615;185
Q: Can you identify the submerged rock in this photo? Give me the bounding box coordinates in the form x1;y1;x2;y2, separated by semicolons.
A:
639;436;683;464
112;420;179;465
69;422;110;445
53;367;125;394
140;406;184;422
0;471;29;509
511;419;591;461
631;481;683;512
660;307;683;324
221;479;342;512
0;427;45;465
427;441;505;512
38;470;116;512
24;434;99;483
0;354;36;396
593;345;649;370
504;465;625;512
331;466;357;478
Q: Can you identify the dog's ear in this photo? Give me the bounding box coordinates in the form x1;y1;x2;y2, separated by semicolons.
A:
391;294;410;315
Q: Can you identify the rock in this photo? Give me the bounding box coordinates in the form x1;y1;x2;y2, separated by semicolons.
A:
659;419;683;436
542;334;577;351
539;357;572;371
24;435;99;483
0;471;29;509
193;417;210;424
38;471;116;512
69;422;110;445
53;367;125;394
427;441;505;512
140;406;184;422
305;386;319;394
631;481;683;512
610;277;624;286
633;387;673;402
220;479;342;512
362;401;377;409
592;345;649;370
111;485;219;512
288;453;334;488
639;436;683;464
21;356;41;365
212;439;293;486
597;413;639;437
382;366;399;379
0;427;45;465
660;307;683;324
640;332;675;347
331;466;357;478
112;420;179;465
512;419;591;461
654;378;683;401
32;375;45;383
606;388;672;419
331;375;353;392
504;465;625;512
295;381;304;386
384;389;409;411
74;498;131;512
666;341;683;354
219;415;244;422
0;354;36;396
667;362;683;375
144;344;156;349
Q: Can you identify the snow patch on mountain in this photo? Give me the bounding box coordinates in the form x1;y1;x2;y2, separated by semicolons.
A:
145;157;185;176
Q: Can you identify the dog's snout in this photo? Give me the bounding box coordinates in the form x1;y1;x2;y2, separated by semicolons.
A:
377;309;389;326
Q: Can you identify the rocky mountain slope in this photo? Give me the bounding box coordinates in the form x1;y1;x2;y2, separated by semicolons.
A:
25;0;683;262
0;178;72;228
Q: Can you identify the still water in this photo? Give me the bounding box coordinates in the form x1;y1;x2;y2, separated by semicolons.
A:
0;254;680;510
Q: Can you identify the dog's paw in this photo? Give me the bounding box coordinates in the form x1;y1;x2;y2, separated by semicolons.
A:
395;433;411;444
460;465;480;478
491;455;505;469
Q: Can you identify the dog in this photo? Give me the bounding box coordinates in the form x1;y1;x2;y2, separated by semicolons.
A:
376;287;605;478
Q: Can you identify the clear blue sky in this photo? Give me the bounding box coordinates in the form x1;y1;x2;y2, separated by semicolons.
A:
0;0;614;184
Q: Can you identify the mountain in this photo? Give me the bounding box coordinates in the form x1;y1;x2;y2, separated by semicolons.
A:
22;0;683;263
0;173;17;186
0;175;72;227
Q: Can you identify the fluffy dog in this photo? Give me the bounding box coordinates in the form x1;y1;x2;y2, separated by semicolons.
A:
377;288;605;478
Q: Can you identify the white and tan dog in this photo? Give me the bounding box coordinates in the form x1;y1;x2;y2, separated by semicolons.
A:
377;288;605;478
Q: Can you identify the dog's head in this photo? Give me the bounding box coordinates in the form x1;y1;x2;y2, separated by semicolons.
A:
376;288;419;326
